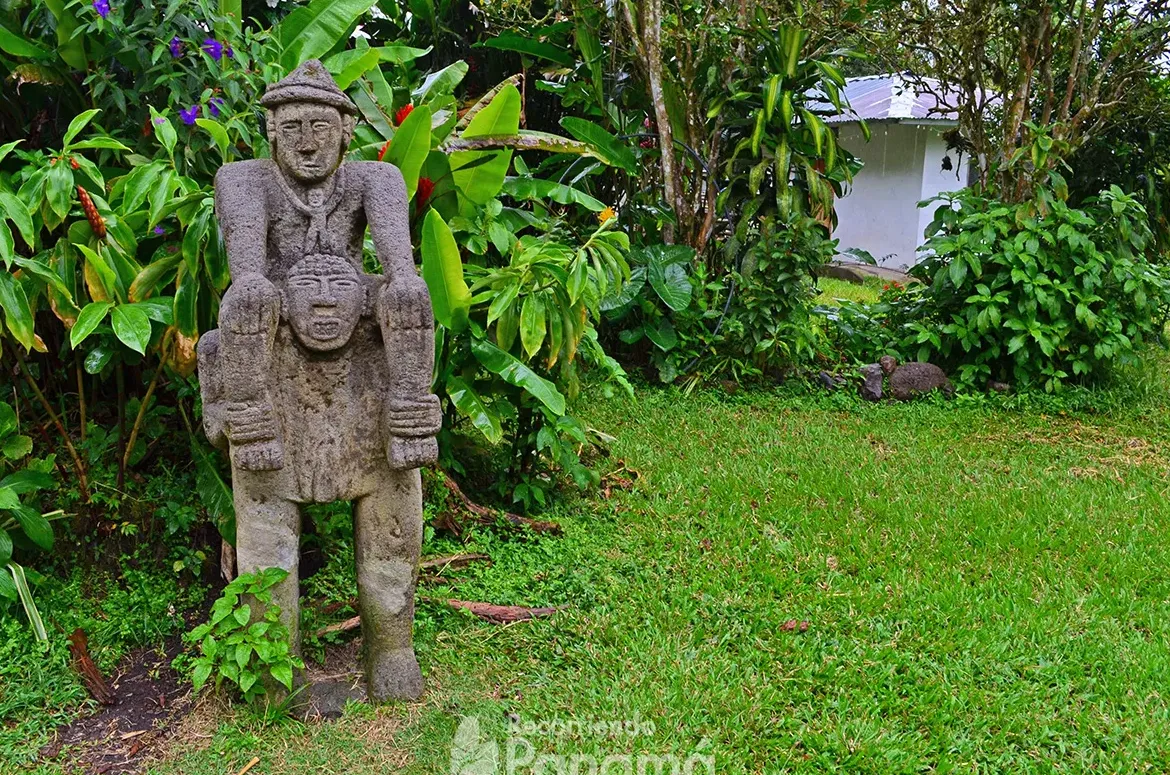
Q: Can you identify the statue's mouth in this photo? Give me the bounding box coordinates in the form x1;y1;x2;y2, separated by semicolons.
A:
310;318;342;339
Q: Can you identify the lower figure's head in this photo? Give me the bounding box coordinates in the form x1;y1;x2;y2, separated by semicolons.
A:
284;254;365;352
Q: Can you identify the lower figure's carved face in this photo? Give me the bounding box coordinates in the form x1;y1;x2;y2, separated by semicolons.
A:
284;255;364;351
270;103;344;184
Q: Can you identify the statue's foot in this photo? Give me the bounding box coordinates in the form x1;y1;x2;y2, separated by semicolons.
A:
387;435;438;470
232;438;285;471
366;647;424;703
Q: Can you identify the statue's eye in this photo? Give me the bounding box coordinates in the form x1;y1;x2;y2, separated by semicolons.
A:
290;278;318;289
280;122;300;133
312;121;332;132
332;279;357;289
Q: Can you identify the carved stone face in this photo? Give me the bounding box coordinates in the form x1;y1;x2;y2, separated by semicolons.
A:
270;103;345;184
284;255;364;351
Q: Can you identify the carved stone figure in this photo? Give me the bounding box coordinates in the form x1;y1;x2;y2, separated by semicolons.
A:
197;60;441;703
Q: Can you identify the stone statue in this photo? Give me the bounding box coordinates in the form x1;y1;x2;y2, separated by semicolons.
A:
197;60;441;703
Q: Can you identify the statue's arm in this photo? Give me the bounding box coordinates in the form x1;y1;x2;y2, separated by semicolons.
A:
214;162;268;279
363;163;415;281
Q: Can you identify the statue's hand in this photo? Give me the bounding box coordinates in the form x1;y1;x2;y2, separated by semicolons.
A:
386;395;442;438
385;395;441;470
221;273;279;336
380;273;433;331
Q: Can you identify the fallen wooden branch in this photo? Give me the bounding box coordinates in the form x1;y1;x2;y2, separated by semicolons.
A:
441;599;562;624
315;615;361;638
68;628;117;706
419;553;490;572
441;477;561;535
313;598;562;637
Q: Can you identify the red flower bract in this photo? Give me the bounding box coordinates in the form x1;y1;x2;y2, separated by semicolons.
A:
416;177;435;212
394;104;414;126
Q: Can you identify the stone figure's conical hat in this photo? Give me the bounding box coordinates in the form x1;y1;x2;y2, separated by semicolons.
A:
261;59;357;115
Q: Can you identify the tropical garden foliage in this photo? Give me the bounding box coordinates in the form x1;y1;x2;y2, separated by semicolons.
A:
0;0;1168;738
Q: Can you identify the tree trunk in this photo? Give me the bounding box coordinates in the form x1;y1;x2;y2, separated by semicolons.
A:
623;0;682;245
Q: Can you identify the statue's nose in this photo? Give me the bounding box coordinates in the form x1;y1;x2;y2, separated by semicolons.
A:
313;282;337;304
295;132;319;153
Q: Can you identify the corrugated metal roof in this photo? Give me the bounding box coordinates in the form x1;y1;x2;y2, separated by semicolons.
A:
821;74;959;125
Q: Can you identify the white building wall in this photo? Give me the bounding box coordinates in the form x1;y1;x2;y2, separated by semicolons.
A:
832;122;966;270
916;129;967;254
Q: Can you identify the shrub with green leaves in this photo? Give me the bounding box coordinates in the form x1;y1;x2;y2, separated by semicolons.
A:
721;215;836;375
184;568;303;703
911;184;1170;390
602;243;704;384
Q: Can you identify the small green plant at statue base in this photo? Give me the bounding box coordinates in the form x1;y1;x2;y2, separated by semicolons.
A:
183;568;303;703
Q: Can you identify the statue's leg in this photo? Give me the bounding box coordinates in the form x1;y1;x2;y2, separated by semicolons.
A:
376;277;441;470
233;472;303;659
354;468;424;702
219;273;284;471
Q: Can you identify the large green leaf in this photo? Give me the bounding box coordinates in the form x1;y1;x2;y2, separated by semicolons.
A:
420;210;470;331
0;401;16;437
217;0;242;36
470;337;565;415
501;177;605;212
0;273;35;351
195;118;230;159
45;162;73;221
0;221;11;266
110;304;151;354
75;244;120;302
0;22;49;59
43;0;86;70
0;470;55;495
70;299;112;348
62;109;100;147
323;47;381;89
478;33;574;67
519;293;546;360
412;61;469;102
130;248;183;302
0;141;21;165
445;376;503;444
276;0;378;71
648;259;692;312
174;263;199;337
192;439;234;544
559;117;637;174
377;44;432;64
384;104;433;199
119;161;166;215
0;192;36;250
451;84;520;205
8;562;47;641
441;130;594;157
12;506;52;551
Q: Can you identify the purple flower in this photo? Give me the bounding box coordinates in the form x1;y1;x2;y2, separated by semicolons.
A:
153;226;166;235
179;105;199;126
169;37;182;58
152;116;166;126
92;0;110;18
202;38;225;61
208;97;225;118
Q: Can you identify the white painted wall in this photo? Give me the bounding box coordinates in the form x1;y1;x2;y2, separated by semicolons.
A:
832;122;966;270
916;129;967;254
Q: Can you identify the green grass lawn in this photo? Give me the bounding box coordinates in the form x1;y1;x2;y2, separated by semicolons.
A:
814;276;883;306
132;356;1170;773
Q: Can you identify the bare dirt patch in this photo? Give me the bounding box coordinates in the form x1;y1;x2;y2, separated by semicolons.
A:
38;634;195;774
